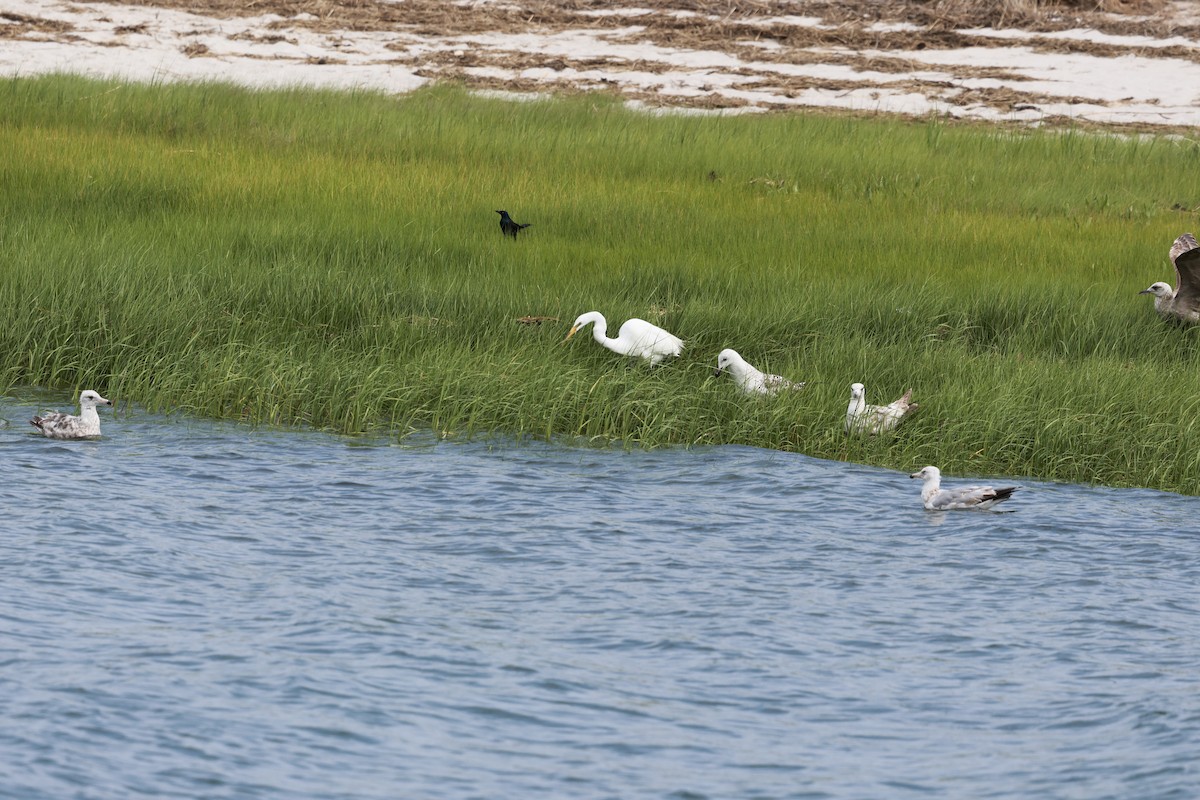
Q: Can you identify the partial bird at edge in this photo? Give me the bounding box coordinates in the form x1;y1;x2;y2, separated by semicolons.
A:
1140;232;1200;323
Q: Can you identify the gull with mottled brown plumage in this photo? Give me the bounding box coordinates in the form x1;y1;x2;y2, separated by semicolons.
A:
30;390;112;439
714;349;805;395
845;382;917;434
1140;233;1200;323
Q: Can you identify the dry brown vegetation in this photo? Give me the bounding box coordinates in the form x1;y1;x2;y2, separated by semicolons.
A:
0;9;76;37
77;0;1191;40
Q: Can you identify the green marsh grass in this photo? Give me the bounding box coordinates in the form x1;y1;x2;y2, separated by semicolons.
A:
3;74;1200;492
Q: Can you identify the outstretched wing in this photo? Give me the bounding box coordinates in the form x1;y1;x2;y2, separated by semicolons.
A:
1170;233;1200;312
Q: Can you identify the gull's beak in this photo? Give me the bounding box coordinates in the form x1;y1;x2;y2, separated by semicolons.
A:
713;368;722;377
909;471;922;479
1138;287;1154;295
562;325;580;345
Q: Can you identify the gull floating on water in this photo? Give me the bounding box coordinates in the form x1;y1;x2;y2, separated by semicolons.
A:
714;348;805;395
1140;232;1200;323
910;466;1018;511
564;311;683;366
845;382;917;434
30;390;112;439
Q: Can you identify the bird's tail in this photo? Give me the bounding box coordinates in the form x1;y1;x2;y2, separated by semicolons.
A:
894;389;917;414
30;416;45;431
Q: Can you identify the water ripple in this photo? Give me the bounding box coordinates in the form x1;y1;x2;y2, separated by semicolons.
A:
2;395;1199;799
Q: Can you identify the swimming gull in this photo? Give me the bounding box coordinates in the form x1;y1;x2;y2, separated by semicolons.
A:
845;382;917;434
1140;232;1200;323
714;348;805;395
564;311;683;366
910;466;1018;511
30;390;113;439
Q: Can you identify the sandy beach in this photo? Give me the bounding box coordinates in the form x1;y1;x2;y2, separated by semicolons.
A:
3;0;1200;129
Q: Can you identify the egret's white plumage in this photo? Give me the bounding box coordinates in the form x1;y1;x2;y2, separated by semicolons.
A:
1140;232;1200;323
30;390;112;439
714;349;804;395
565;311;683;366
845;382;917;434
910;466;1018;511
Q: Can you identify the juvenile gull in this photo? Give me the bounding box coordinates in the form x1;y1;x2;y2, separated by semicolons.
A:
1140;232;1200;323
714;348;805;395
564;311;683;366
845;382;917;434
30;390;112;439
910;466;1018;511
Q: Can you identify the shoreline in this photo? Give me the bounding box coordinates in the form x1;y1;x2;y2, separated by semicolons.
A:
3;0;1199;130
4;77;1199;494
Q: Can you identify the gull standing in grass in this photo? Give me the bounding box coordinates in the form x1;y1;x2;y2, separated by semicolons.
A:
714;349;805;395
1140;232;1200;323
845;382;917;434
910;466;1018;511
564;311;683;366
30;390;113;439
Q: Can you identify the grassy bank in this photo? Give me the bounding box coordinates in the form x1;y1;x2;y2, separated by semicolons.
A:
2;74;1199;493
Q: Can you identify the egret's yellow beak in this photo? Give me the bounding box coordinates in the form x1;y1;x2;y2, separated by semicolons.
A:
562;325;580;344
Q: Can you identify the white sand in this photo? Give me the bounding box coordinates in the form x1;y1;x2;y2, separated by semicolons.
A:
3;0;1198;126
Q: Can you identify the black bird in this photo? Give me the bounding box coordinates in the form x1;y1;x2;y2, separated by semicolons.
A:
496;210;530;239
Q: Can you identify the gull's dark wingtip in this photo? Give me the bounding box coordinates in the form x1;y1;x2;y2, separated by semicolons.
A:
992;486;1019;503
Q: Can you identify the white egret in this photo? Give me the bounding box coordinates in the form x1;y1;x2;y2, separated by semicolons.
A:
30;390;113;439
564;311;683;366
910;466;1018;511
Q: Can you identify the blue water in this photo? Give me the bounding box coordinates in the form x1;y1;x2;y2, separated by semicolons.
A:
2;391;1198;800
